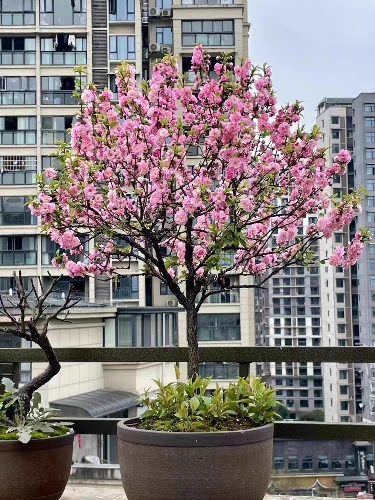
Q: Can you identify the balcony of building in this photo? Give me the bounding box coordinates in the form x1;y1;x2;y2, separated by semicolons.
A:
2;346;375;499
41;35;87;66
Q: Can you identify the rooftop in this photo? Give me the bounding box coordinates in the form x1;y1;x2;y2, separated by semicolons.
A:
62;485;340;499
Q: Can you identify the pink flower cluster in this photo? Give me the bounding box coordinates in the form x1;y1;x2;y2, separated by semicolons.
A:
30;44;365;285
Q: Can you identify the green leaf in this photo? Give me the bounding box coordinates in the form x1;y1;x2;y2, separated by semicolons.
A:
1;378;14;394
189;396;200;412
18;428;32;444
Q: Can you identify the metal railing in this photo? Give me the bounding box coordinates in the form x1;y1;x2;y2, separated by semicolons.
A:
0;91;36;106
0;11;36;25
2;347;375;440
41;91;76;106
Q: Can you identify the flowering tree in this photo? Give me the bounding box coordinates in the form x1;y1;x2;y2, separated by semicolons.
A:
30;46;367;378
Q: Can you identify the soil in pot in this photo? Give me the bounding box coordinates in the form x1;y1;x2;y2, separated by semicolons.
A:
0;431;74;500
118;418;273;500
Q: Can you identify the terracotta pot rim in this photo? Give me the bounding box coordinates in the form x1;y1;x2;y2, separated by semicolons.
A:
118;418;274;447
0;429;74;452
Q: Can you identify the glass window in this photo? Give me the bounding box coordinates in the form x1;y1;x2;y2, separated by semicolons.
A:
113;275;139;299
0;236;37;265
339;370;348;380
331;129;340;139
156;27;172;45
40;0;86;26
198;313;240;341
331;116;339;124
109;35;136;60
365;104;375;113
318;456;328;470
367;132;375;144
341;401;349;411
0;37;36;65
366;118;375;128
288;456;299;470
273;457;284;470
367;149;375;159
0;196;36;225
182;20;234;46
110;0;135;20
199;362;239;379
367;165;375;175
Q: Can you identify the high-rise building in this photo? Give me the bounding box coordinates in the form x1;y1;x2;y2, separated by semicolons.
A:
0;0;252;440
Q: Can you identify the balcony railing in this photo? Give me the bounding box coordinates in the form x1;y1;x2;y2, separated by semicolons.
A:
112;288;139;300
0;52;36;65
41;91;76;106
0;250;37;266
1;347;375;442
0;131;36;145
41;52;87;66
0;91;36;105
41;131;70;145
0;11;36;25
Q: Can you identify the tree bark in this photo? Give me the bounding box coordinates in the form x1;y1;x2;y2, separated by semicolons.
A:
186;307;199;380
18;335;61;412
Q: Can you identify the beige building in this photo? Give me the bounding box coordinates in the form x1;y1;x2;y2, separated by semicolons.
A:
0;0;251;461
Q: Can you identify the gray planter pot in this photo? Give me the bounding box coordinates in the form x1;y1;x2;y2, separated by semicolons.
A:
118;418;274;500
0;431;74;500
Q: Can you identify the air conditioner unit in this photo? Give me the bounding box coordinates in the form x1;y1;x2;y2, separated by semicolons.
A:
160;45;172;55
149;7;161;16
161;8;172;16
167;299;177;307
149;43;161;53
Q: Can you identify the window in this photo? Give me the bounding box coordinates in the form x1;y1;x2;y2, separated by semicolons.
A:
41;116;73;145
300;400;309;408
274;457;285;470
345;455;355;468
198;314;240;341
371;277;375;288
338;339;346;346
0;196;36;225
332;129;340;139
369;214;375;224
370;260;375;272
199;362;239;379
110;36;135;60
336;293;344;303
0;155;36;185
340;401;349;411
182;20;234;47
160;282;174;295
367;149;375;160
340;385;348;395
336;278;344;288
113;276;139;299
41;75;85;105
367;132;375;144
110;0;134;20
42;236;86;265
41;36;87;65
365;104;375;113
286;399;294;408
0;236;36;265
367;118;375;128
156;27;172;45
302;457;313;470
318;456;328;470
116;311;176;347
274;339;281;346
0;76;36;105
367;164;375;175
339;370;347;380
0;116;36;145
332;457;342;469
0;0;35;26
40;0;86;26
334;233;343;243
332;144;340;153
331;116;339;124
370;244;375;255
156;0;172;7
0;37;35;65
337;308;345;319
288;456;299;470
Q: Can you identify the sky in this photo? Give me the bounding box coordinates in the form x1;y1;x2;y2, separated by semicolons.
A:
248;0;375;128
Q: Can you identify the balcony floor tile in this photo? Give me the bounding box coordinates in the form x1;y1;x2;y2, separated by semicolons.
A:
62;484;339;499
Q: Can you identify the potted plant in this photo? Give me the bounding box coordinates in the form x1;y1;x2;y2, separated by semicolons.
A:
30;45;366;500
0;272;77;500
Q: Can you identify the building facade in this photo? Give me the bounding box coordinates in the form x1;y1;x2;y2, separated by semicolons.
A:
0;0;252;454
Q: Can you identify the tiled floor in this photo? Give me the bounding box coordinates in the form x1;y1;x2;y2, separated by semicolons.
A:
62;484;339;500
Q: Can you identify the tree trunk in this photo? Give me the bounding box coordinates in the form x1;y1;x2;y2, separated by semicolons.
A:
186;307;199;380
18;335;61;412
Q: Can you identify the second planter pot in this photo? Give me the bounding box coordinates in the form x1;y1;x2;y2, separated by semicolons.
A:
118;418;273;500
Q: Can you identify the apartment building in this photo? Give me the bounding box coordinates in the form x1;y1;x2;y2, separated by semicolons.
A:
0;0;252;445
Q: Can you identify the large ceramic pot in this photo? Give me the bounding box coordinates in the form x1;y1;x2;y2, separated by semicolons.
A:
0;432;74;500
118;418;273;500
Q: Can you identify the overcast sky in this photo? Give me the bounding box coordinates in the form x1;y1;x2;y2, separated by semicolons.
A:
249;0;375;128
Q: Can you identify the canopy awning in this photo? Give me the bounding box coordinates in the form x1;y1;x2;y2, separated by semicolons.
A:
51;388;139;418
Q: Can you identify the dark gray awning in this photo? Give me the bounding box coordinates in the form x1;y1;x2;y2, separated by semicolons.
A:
335;476;369;483
51;388;139;418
